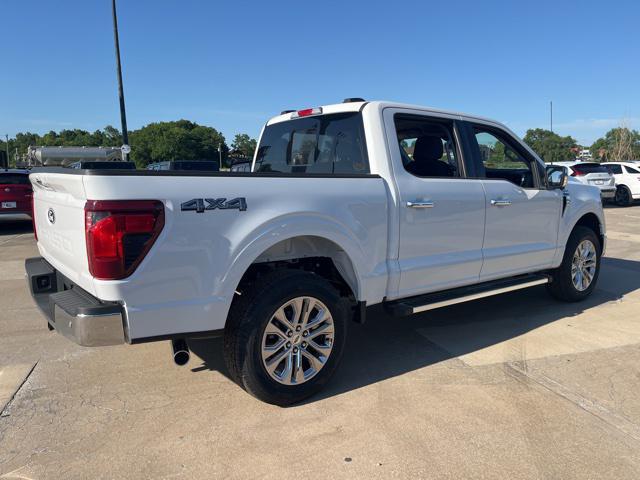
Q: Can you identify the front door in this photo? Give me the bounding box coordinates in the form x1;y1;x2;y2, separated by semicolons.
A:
466;123;563;280
384;110;486;299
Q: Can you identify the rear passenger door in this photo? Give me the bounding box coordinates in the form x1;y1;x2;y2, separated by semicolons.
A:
464;122;563;280
384;110;486;298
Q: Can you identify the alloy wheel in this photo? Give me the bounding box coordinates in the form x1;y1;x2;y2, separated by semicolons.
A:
261;296;335;385
571;239;597;291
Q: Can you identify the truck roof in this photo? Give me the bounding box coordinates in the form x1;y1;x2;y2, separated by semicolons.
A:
266;100;505;129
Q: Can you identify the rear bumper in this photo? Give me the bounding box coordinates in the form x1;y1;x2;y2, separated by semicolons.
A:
599;188;615;199
25;257;126;347
0;211;31;217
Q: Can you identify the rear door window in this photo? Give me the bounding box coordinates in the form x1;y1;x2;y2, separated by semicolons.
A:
608;164;623;174
255;112;369;174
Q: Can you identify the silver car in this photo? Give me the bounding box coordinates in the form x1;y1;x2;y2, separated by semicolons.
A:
550;162;616;200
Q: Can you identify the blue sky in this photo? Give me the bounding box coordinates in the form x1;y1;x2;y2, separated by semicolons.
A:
2;0;638;146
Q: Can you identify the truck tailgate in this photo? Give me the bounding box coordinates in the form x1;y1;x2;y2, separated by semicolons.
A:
30;171;95;294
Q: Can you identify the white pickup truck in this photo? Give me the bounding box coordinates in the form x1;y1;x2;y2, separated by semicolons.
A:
26;100;605;405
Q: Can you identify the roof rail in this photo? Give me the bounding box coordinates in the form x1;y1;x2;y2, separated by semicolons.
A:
343;97;365;103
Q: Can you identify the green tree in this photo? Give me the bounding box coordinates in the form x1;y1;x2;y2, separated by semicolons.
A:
523;129;577;163
590;127;640;161
231;133;257;158
128;120;227;168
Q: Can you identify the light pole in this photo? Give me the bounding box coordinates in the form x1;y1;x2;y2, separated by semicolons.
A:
111;0;129;161
5;134;8;168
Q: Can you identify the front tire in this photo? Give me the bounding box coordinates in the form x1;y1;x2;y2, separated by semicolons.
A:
547;226;601;302
224;270;349;406
615;185;633;207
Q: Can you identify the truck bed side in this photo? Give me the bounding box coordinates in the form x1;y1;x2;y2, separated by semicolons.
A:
31;170;389;341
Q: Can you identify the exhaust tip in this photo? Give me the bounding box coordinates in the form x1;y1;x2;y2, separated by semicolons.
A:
171;338;190;366
174;349;190;366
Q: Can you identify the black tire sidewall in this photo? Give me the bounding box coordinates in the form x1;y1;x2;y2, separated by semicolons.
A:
239;272;349;405
616;186;632;207
551;226;601;301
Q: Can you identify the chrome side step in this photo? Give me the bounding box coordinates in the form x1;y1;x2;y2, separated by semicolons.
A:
384;274;550;317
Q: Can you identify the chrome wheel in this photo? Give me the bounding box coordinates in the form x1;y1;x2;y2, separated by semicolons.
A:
571;240;597;291
261;296;335;385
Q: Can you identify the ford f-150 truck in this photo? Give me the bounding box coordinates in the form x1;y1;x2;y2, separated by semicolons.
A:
26;100;605;405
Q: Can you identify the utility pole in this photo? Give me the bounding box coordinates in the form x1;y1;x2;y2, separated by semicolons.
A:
5;134;8;168
549;101;554;164
111;0;129;161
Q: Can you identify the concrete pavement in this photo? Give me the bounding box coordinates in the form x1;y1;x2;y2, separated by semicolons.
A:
1;207;639;479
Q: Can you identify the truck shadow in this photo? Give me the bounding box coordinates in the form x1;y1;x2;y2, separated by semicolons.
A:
188;256;640;406
0;217;33;235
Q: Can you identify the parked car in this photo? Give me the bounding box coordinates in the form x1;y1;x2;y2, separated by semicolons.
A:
601;162;640;206
26;100;606;405
0;169;32;218
548;162;615;200
230;159;252;172
146;160;219;171
68;161;136;170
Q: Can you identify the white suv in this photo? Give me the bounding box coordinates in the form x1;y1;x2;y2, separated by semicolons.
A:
550;162;616;200
602;162;640;206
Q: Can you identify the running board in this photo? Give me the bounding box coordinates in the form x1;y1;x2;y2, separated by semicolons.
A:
384;274;550;317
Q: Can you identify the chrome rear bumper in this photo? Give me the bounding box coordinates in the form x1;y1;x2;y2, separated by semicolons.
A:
25;257;126;347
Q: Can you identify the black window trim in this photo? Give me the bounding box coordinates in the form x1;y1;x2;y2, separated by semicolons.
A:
392;112;470;180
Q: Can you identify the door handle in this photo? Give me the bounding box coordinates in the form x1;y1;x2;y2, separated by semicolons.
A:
490;199;512;207
407;200;434;208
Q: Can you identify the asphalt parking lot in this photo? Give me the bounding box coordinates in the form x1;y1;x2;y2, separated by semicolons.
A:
1;207;640;479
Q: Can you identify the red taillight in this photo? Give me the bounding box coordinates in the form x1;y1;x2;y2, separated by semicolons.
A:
571;169;584;176
30;193;37;240
84;200;164;280
291;107;323;118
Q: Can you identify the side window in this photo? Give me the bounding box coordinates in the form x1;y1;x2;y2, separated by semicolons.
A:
609;164;623;174
625;165;640;174
394;114;460;178
472;126;537;188
254;112;368;174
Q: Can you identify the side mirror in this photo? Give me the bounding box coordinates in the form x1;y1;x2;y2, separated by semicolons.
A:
546;165;568;189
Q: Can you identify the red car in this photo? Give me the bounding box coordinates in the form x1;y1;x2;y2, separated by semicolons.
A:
0;169;33;218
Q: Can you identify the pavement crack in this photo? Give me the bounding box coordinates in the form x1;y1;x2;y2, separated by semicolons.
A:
505;362;640;445
0;361;38;418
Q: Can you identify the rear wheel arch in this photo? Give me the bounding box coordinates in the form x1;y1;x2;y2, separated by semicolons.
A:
230;235;362;316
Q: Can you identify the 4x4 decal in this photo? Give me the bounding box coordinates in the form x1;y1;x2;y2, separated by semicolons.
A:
181;197;247;213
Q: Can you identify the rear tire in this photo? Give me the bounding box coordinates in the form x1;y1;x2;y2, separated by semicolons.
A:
547;226;601;302
223;269;350;406
615;185;633;207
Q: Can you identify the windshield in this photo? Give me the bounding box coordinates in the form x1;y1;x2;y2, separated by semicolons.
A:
572;163;610;174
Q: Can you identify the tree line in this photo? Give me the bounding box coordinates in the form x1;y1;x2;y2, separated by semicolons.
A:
1;120;257;169
1;120;638;168
523;126;640;163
